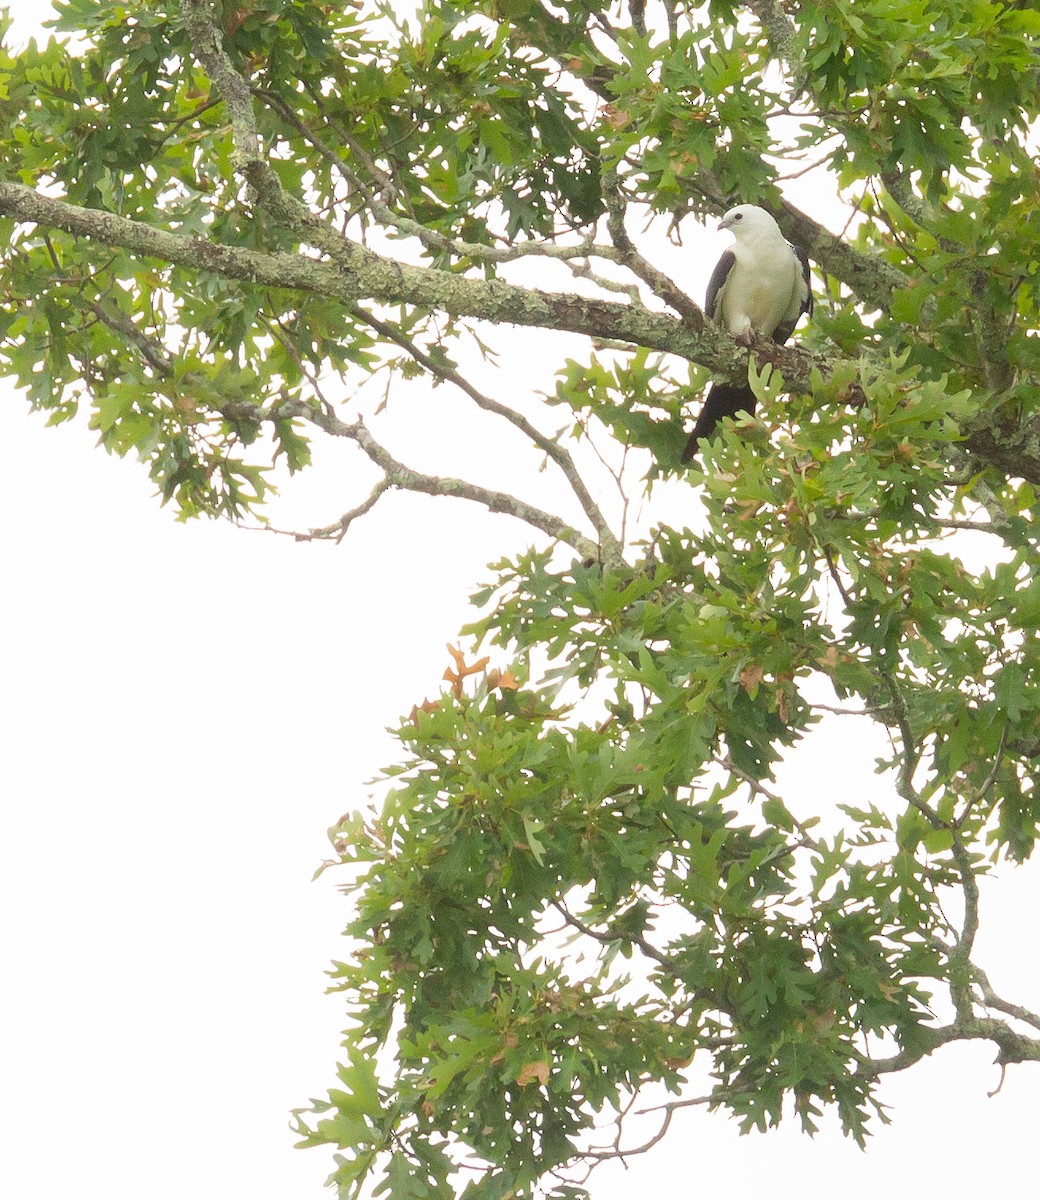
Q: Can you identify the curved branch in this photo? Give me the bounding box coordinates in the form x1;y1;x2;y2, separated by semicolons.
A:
862;1016;1040;1079
972;966;1040;1036
280;400;602;559
293;478;391;543
350;303;623;562
551;899;679;978
603;173;705;327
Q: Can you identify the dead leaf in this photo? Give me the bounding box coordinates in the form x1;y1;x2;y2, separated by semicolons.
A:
491;1032;519;1066
663;1053;694;1070
816;646;839;670
409;697;440;727
443;643;490;698
739;663;765;694
487;669;520;692
224;6;253;36
516;1060;550;1088
602;104;630;129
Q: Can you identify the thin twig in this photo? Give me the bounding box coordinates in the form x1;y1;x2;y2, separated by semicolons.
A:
278;399;602;558
809;700;890;717
822;545;856;607
348;304;622;561
551;899;678;975
259;478;391;543
602;173;704;327
711;755;821;850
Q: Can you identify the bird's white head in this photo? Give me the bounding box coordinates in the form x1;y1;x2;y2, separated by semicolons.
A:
718;204;782;238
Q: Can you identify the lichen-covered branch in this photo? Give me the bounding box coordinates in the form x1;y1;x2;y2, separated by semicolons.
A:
180;0;261;166
863;1017;1040;1079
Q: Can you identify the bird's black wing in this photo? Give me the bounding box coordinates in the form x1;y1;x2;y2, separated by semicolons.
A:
680;249;742;461
705;249;736;321
771;245;813;345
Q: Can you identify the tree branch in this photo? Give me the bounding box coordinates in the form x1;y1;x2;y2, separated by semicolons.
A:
0;183;720;360
712;754;820;850
551;899;679;977
278;399;602;559
347;303;623;562
862;1016;1040;1079
180;0;261;166
603;173;705;327
275;478;391;544
0;180;874;411
948;834;981;1021
255;85;613;269
972;966;1040;1036
89;302;174;377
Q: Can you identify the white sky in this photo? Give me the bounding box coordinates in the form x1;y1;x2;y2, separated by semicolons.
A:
2;4;1038;1199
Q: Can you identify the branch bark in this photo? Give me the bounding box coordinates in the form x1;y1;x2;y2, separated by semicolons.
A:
278;399;603;560
863;1017;1040;1079
4;177;1039;482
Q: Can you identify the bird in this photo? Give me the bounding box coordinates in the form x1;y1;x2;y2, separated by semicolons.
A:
681;204;812;462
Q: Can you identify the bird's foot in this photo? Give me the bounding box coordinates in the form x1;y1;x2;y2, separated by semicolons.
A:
734;328;757;347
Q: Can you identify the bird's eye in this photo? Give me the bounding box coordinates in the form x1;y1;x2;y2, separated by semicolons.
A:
733;213;743;220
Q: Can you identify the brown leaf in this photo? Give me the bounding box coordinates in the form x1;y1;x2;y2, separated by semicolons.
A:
487;669;520;692
516;1060;550;1088
662;1052;694;1070
816;645;839;670
602;104;630;129
739;663;765;694
443;643;490;698
409;697;440;727
224;6;253;36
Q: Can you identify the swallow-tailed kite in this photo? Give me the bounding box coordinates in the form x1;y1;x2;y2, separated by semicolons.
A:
681;205;812;461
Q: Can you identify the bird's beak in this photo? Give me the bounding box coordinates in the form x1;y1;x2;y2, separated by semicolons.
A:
718;214;734;231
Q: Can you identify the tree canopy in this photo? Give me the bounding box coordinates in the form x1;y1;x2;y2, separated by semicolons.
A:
4;1;1040;1197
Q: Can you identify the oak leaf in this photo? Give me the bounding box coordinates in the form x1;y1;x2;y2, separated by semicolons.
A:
487;668;520;692
443;643;490;698
516;1060;550;1088
739;663;765;694
409;697;440;727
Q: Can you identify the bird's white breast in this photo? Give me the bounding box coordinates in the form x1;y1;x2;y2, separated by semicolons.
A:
721;240;800;338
